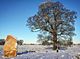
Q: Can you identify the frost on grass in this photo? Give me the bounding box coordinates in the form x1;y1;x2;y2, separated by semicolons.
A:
0;45;80;59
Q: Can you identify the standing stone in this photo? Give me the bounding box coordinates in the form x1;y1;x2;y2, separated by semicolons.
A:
3;35;17;58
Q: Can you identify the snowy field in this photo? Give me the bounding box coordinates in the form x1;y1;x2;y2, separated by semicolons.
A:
0;45;80;59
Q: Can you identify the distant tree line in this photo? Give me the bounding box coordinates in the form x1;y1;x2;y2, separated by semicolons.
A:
0;39;24;45
38;39;73;46
0;39;5;45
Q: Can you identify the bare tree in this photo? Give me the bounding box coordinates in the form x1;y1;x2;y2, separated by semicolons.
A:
17;40;23;45
27;1;77;50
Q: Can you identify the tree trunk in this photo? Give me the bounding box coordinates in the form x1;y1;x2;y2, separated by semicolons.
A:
52;31;57;50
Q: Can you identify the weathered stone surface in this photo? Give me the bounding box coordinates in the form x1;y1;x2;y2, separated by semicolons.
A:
3;35;17;58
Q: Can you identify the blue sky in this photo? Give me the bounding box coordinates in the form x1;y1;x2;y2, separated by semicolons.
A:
0;0;80;44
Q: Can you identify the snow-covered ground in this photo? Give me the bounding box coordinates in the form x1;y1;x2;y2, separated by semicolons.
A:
0;45;80;59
